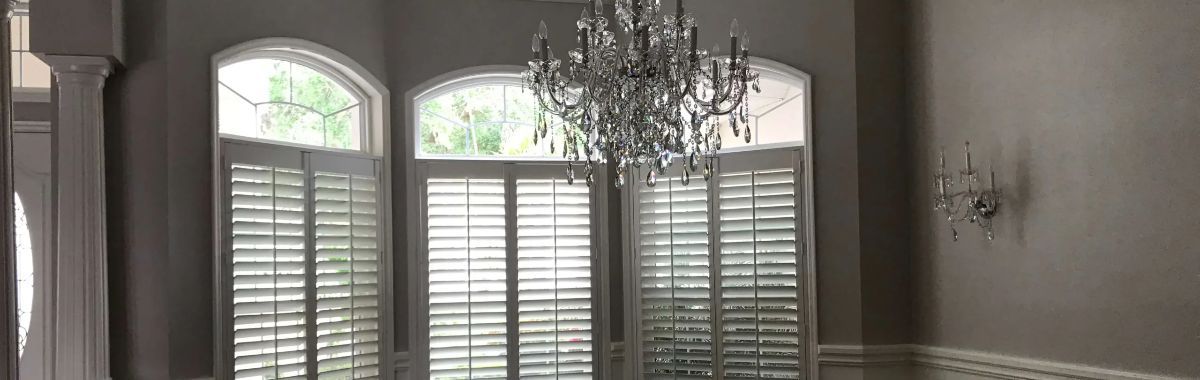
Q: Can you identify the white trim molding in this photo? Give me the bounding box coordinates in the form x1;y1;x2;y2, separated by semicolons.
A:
44;54;114;380
911;345;1189;380
817;345;1188;380
817;344;912;367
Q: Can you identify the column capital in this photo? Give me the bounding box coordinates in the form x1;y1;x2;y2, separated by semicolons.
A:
43;55;114;79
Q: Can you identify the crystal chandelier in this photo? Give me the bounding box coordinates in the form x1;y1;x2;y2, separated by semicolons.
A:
523;0;759;188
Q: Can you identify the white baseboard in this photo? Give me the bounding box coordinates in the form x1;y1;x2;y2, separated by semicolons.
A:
817;344;1187;380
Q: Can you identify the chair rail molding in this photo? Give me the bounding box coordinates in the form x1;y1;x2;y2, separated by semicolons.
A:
817;344;1188;380
44;54;114;380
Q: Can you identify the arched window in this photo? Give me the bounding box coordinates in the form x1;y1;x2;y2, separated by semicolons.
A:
218;51;370;151
407;68;605;380
626;60;818;379
416;72;562;158
214;39;392;380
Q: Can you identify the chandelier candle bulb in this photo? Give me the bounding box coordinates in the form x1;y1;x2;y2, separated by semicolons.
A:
690;26;699;57
581;28;590;63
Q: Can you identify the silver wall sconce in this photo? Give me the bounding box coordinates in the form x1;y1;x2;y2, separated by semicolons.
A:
933;141;1000;241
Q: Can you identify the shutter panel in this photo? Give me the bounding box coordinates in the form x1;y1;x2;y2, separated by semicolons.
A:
718;169;801;380
314;172;382;379
230;164;310;379
427;178;508;380
516;179;594;380
638;172;713;379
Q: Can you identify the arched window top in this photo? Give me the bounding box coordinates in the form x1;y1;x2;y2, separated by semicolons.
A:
410;61;808;159
215;39;387;153
414;69;561;159
717;59;811;152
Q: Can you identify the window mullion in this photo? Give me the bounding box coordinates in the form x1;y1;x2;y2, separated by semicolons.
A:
504;164;520;380
303;152;319;379
709;162;724;380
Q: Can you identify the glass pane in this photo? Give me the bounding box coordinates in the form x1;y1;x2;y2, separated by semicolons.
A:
419;108;470;156
257;103;326;147
219;85;258;139
505;85;538;125
20;14;30;51
324;106;360;150
11;52;20;87
9;16;21;50
219;59;277;105
21;53;51;89
756;95;805;146
14;194;32;359
290;62;356;115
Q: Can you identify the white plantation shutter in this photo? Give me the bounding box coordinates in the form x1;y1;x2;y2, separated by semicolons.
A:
718;169;801;380
313;171;382;379
516;178;594;379
223;141;387;380
426;178;509;380
637;171;713;379
230;163;310;379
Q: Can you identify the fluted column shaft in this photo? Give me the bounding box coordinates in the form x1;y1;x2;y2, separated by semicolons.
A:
44;55;112;380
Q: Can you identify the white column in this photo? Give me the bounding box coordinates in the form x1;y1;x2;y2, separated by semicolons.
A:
44;55;113;380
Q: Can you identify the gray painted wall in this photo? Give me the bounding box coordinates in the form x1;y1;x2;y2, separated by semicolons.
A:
908;0;1200;378
38;0;912;377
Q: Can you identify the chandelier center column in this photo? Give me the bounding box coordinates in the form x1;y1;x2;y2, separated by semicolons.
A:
44;55;113;380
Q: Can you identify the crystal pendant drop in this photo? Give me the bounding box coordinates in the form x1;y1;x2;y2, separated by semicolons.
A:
715;132;723;150
585;165;595;186
703;160;713;180
744;126;752;143
566;163;576;185
688;152;700;172
646;170;658;187
680;171;691;186
615;172;625;188
731;115;740;137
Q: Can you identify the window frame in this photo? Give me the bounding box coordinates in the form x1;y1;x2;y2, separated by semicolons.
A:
12;3;52;103
406;66;614;380
211;38;394;380
621;59;818;380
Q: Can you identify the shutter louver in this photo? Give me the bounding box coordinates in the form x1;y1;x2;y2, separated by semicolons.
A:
718;169;801;380
638;173;713;379
314;172;382;379
230;164;310;379
427;178;509;380
516;179;594;380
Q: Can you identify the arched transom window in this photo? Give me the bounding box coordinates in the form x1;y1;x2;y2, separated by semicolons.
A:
218;57;366;150
416;77;562;158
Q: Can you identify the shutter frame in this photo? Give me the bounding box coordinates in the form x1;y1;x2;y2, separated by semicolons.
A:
222;139;387;380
